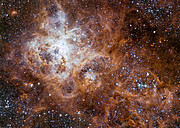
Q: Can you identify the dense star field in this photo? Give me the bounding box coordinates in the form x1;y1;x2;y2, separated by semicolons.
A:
0;0;179;127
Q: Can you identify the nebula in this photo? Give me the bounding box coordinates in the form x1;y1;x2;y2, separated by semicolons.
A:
1;0;179;127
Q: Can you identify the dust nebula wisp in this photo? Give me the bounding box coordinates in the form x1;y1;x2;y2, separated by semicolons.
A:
1;0;179;127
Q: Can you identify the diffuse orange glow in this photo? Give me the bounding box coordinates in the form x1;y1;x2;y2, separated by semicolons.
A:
11;10;18;16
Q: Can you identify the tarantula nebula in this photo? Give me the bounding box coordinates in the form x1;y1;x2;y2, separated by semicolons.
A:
1;0;179;127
